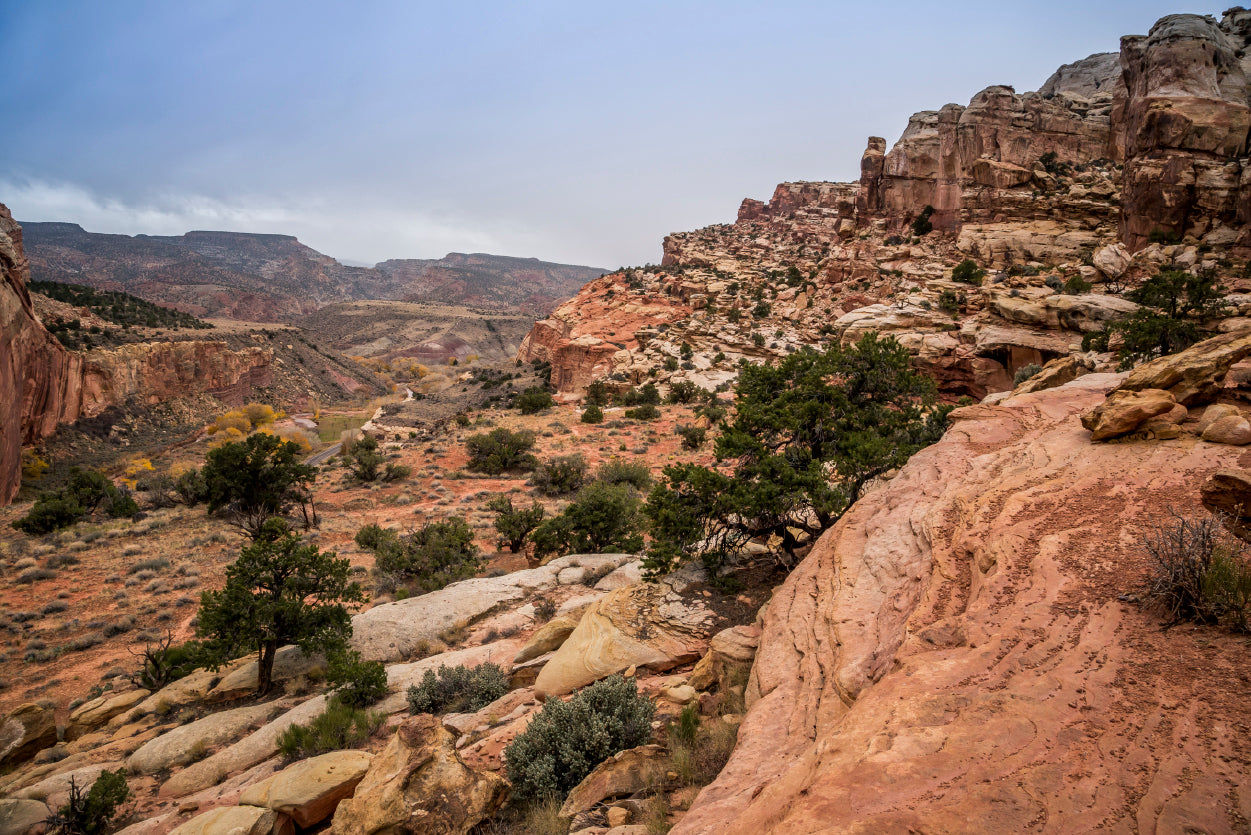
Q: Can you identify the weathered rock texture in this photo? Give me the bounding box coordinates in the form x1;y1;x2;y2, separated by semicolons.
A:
0;206;276;505
674;375;1251;833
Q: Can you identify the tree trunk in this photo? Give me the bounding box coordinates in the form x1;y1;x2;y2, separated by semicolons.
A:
257;642;277;696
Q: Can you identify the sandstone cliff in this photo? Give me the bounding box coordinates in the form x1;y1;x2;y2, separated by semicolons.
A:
673;374;1250;833
1;206;276;506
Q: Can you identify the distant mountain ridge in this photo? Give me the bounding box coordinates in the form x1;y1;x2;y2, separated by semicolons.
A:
20;222;606;321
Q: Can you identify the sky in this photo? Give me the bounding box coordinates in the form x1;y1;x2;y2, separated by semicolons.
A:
0;1;1228;269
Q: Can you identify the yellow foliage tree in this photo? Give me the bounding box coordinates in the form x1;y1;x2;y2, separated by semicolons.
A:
20;450;49;482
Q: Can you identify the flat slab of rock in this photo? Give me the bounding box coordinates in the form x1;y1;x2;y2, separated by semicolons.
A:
169;805;286;835
513;614;580;664
534;576;718;698
351;553;634;662
207;648;323;702
239;750;372;828
128;702;277;775
65;690;149;741
0;799;50;835
560;745;667;819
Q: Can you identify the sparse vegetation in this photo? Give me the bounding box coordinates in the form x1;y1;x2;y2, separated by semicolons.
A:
529;454;588;496
326;649;388;707
465;428;539;475
277;696;384;761
12;468;138;535
1142;512;1251;630
580;403;604;424
951;259;986;286
359;517;485;593
531;480;646;560
1013;363;1043;386
406;662;509;715
46;768;131;835
516;387;555;415
488;495;545;553
504;674;654;802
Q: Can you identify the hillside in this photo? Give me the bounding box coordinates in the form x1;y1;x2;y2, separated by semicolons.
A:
21;223;604;322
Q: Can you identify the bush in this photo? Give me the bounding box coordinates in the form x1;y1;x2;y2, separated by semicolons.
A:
327;650;388;707
130;632;205;691
593;460;651;491
1013;363;1043;386
344;435;385;482
516;387;555;415
676;424;706;450
382;463;411;482
529;454;588;496
504;674;655;801
368;518;484;593
465;428;538;475
354;523;396;552
624;404;659;421
11;468;137;535
202;434;315;538
47;768;130;835
938;289;961;315
580;403;604;424
1143;512;1251;629
406;662;509;715
951;260;985;286
667;381;699;404
172;468;209;506
488;494;545;553
910;205;935;237
277;696;384;761
12;496;85;535
531;481;645;560
617;383;660;407
1063;274;1093;295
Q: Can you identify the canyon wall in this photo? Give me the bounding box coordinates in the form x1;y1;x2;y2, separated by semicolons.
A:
1;205;274;506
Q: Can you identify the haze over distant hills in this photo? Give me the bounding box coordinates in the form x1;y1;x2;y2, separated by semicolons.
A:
19;221;606;321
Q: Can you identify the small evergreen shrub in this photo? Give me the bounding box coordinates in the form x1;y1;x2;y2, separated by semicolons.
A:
1063;274;1093;295
529;454;588;497
667;381;699;404
516;387;555;415
594;460;651;491
277;697;383;761
406;662;508;715
366;518;484;593
580;404;604;424
488;494;545;553
327;650;388;707
951;260;986;286
677;424;706;450
504;675;655;801
47;768;130;835
465;428;538;475
624;404;659;421
910;205;935;237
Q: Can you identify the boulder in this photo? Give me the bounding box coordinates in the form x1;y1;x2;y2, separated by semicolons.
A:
128;668;225;721
1201;414;1251;445
1092;243;1131;279
0;799;49;835
330;714;505;835
12;765;115;807
127;702;276;775
689;626;761;692
239;750;372;828
1115;331;1251;406
65;690;149;742
594;561;645;591
1201;470;1251;540
350;554;633;662
0;704;57;768
168;806;290;835
208;648;323;702
559;745;668;820
513;615;580;664
534;577;719;699
1197;403;1242;434
1013;356;1085;395
1081;388;1177;441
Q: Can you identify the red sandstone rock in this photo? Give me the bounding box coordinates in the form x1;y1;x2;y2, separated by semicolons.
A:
673;375;1250;833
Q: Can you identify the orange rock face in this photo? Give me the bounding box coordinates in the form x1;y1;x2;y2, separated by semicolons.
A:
673;375;1251;833
1;205;274;505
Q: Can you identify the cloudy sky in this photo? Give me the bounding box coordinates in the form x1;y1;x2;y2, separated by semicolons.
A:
0;1;1219;268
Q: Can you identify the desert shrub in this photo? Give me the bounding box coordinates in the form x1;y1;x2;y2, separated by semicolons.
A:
366;518;484;593
326;650;388;707
938;289;961;315
1063;274;1093;295
951;259;985;286
406;662;508;715
504;674;655;801
354;523;396;552
624;404;659;421
910;205;935;237
127;558;169;574
12;496;84;535
172;468;209;506
17;568;55;584
676;424;706;450
46;768;130;835
580;403;604;424
667;380;699;404
593;460;651;491
382;463;411;483
1013;363;1043;386
617;383;660;407
465;428;538;475
1142;512;1251;629
529;454;588;497
516;387;555;415
488;494;545;553
129;631;204;690
663;357;679;372
344;435;385;482
531;481;645;560
201;434;315;538
277;696;383;761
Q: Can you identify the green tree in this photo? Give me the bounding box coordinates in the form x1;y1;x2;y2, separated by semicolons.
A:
197;518;365;695
1085;269;1229;368
951;259;985;286
532;480;645;560
464;428;538;475
361;518;485;593
344;435;385;482
516;386;555;415
202;434;316;537
48;769;131;835
487;494;545;553
644;333;949;577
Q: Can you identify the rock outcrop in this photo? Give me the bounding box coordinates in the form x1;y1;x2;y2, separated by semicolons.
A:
673;375;1250;833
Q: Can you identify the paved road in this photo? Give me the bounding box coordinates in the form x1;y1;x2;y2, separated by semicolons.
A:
306;443;341;467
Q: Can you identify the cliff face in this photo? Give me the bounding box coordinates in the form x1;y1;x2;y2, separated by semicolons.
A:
674;375;1251;833
1;204;76;505
1;206;276;505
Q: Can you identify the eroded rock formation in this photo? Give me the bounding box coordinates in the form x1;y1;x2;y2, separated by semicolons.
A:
674;375;1251;833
